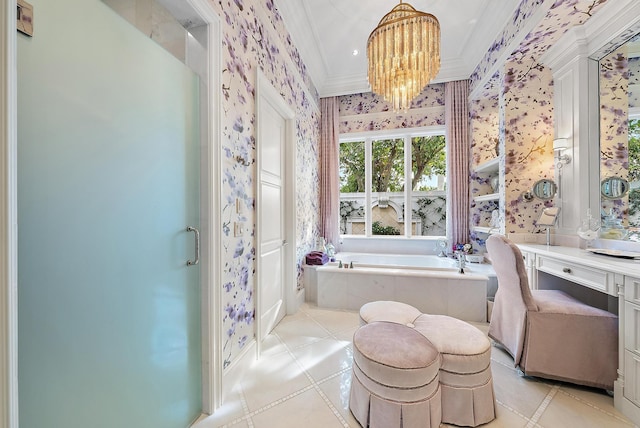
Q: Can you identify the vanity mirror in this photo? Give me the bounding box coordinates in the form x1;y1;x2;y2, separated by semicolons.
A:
601;176;630;200
531;179;557;201
592;30;640;238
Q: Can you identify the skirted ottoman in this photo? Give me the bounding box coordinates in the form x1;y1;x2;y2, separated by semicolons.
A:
355;301;496;427
359;300;422;327
413;314;496;427
350;321;442;428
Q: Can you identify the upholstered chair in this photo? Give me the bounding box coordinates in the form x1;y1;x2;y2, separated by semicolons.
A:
486;234;618;390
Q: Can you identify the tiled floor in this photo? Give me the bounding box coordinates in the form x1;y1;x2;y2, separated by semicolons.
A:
194;303;636;428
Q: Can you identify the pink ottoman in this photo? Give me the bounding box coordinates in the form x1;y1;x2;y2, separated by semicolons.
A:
350;321;442;428
414;314;496;427
358;300;422;326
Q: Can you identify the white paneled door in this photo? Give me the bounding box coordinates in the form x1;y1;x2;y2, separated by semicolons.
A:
257;93;288;340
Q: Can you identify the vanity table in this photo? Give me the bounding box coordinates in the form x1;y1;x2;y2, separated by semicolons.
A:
517;244;640;424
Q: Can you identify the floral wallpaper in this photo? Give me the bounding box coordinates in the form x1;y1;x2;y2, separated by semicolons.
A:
599;45;629;221
470;96;502;238
471;0;610;96
214;0;320;369
469;0;614;247
338;85;445;134
470;0;545;92
470;96;501;166
502;59;555;234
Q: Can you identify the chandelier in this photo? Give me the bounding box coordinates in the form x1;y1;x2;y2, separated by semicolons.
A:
367;1;440;111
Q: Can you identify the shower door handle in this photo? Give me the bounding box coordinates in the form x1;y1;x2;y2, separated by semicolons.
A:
187;226;200;266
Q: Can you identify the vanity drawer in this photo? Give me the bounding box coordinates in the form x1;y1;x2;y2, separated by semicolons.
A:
626;276;640;305
536;255;613;294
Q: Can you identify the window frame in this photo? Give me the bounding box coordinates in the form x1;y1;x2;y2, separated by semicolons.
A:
339;125;447;239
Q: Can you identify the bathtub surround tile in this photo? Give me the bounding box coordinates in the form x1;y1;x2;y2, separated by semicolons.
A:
316;271;348;309
345;273;395;311
317;266;489;322
394;275;448;315
193;304;632;428
445;277;488;322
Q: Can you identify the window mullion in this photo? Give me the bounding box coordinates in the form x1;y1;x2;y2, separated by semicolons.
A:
365;137;372;237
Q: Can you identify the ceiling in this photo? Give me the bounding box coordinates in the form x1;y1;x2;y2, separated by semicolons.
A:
276;0;522;97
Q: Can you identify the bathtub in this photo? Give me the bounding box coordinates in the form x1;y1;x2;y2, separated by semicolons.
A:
304;252;497;322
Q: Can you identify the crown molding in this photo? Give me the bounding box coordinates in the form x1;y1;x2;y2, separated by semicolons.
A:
583;0;640;59
318;57;471;98
276;0;327;98
541;0;640;71
539;26;589;71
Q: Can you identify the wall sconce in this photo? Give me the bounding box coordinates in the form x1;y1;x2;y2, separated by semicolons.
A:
553;138;571;168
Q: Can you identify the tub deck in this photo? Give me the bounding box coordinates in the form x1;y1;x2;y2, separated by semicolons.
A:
311;263;489;322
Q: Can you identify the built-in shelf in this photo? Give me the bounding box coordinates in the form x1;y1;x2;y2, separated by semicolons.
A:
472;226;495;234
474;193;499;202
474;157;500;174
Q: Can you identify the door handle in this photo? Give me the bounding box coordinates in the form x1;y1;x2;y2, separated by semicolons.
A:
187;226;200;266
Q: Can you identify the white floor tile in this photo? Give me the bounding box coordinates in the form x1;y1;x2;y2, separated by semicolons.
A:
239;351;312;412
250;388;344;428
290;337;352;382
198;305;635;428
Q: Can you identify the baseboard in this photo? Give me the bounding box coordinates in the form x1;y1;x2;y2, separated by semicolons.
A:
189;413;207;427
294;288;305;310
614;381;640;426
222;339;256;402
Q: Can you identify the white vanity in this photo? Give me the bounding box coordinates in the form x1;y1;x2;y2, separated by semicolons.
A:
517;244;640;425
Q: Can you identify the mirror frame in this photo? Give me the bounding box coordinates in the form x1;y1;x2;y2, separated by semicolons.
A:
531;179;557;201
601;176;630;200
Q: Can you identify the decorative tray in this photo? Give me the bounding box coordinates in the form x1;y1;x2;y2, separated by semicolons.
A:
586;248;640;259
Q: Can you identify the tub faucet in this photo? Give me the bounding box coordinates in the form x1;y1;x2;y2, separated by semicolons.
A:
456;251;466;274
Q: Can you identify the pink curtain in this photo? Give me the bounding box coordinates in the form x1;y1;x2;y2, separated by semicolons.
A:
319;97;340;246
445;80;470;247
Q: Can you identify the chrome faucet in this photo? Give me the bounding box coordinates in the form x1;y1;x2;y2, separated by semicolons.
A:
456;251;466;274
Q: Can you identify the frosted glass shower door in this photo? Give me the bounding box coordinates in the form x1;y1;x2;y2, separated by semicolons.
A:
17;1;202;427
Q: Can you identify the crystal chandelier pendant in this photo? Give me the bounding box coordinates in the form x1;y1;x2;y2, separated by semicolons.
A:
367;1;440;111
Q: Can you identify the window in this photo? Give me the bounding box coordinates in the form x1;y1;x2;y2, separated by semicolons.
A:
339;128;447;237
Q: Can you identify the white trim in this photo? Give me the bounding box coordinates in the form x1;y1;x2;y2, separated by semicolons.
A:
339;125;446;142
630;107;640;119
539;26;589;71
0;0;18;427
584;0;640;59
184;0;223;414
339;128;447;239
220;338;255;402
254;70;297;356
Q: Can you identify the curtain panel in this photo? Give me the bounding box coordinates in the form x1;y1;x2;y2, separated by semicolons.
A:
445;80;470;247
319;97;340;246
